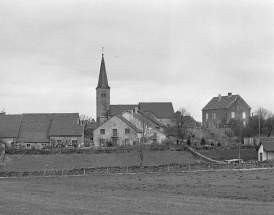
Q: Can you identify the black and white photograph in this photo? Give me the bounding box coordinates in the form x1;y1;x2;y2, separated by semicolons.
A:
0;0;274;214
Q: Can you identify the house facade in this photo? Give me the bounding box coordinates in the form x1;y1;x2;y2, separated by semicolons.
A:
258;141;274;161
93;115;141;147
202;93;251;129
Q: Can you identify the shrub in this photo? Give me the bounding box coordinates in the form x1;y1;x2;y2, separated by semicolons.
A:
217;142;222;147
210;142;214;146
200;137;206;146
186;138;191;146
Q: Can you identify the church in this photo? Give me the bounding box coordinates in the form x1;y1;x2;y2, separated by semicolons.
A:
96;53;175;126
93;53;175;147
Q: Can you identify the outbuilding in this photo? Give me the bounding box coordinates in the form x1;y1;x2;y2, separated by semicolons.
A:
257;141;274;161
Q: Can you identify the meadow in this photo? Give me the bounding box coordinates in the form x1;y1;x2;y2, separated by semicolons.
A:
2;150;200;171
0;169;273;215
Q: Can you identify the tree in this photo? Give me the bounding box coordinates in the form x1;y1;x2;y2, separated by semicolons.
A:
173;108;194;142
80;114;96;136
265;114;274;137
130;111;155;166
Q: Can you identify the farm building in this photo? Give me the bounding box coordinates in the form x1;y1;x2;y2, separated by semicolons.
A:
0;113;84;149
257;141;274;161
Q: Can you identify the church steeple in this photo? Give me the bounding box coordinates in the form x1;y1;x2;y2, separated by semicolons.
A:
96;51;110;125
96;53;110;89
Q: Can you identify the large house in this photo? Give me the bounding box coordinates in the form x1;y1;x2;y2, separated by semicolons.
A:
96;54;175;127
94;54;174;146
202;93;251;129
0;113;83;149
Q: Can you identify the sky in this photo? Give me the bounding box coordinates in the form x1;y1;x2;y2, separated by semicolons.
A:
0;0;274;121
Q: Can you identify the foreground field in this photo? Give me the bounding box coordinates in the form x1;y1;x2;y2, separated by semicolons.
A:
0;169;274;215
3;151;199;171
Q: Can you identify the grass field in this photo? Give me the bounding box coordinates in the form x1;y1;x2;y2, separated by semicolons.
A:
2;151;200;171
0;169;274;215
199;149;258;161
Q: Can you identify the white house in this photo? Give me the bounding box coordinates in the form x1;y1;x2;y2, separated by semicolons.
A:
257;141;274;161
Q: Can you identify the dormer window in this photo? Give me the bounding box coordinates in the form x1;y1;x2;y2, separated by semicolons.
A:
101;91;106;97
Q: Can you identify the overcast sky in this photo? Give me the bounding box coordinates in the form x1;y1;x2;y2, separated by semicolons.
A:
0;0;274;121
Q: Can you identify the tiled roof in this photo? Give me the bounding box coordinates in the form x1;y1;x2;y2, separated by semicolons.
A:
116;115;142;133
96;54;110;89
49;113;83;136
110;104;137;116
16;114;52;143
16;113;83;143
260;141;274;151
0;114;22;138
137;110;164;127
202;95;243;110
138;102;174;118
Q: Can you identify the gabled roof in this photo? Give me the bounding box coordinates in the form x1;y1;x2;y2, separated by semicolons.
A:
137;110;164;128
138;102;174;118
110;104;137;116
16;113;83;143
96;54;110;89
49;113;83;136
202;94;251;111
95;115;142;133
0;114;22;138
259;141;274;152
16;114;52;143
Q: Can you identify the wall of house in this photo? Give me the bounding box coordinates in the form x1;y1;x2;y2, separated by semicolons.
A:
15;142;50;150
2;138;16;148
258;145;274;161
50;136;84;147
93;116;140;147
202;109;227;129
227;97;251;125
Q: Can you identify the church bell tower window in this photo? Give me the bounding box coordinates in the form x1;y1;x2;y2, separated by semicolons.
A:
101;91;106;97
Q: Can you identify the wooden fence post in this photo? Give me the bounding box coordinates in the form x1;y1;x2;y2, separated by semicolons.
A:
127;166;129;174
167;164;170;172
189;163;190;171
84;168;86;175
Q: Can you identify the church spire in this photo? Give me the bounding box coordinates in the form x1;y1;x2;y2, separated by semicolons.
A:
96;50;110;89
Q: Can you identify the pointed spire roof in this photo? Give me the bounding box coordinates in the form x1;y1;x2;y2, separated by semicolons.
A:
96;54;110;89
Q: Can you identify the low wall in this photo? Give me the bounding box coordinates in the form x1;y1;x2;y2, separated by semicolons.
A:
0;161;273;178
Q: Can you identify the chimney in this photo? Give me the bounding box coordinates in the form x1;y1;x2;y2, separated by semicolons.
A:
218;94;221;101
228;92;232;97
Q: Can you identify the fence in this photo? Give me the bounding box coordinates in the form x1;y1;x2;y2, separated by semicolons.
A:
0;161;274;178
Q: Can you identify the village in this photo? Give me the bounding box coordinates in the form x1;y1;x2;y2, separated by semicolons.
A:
0;53;273;164
0;1;274;214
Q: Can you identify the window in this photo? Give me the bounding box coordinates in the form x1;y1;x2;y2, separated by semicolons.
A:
231;112;235;118
101;91;106;97
243;121;246;127
26;143;31;148
100;129;105;134
125;128;130;134
242;112;246;119
206;113;209;121
213;113;216;119
113;129;117;136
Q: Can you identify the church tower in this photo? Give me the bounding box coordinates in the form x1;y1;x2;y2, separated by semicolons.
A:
96;53;110;125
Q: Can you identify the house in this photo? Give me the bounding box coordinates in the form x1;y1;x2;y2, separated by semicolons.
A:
93;115;142;147
0;114;22;148
122;109;167;144
202;93;251;129
0;113;83;149
96;53;175;127
257;141;274;161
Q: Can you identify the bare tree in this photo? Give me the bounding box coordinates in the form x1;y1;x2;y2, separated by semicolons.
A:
80;114;96;136
130;111;155;166
173;108;194;142
0;139;7;170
